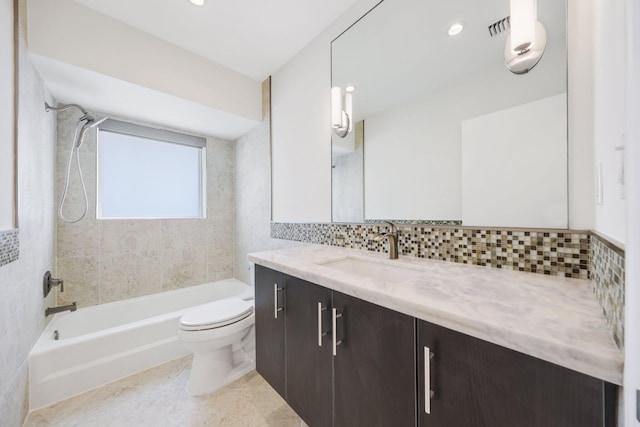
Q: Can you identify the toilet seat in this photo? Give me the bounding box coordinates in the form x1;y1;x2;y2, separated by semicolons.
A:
180;298;253;331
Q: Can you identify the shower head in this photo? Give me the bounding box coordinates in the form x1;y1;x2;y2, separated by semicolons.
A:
74;116;108;148
80;114;107;128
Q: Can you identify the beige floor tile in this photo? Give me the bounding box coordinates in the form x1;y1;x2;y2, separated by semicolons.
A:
24;356;302;427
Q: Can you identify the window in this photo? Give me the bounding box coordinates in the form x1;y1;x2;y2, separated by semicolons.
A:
97;119;206;219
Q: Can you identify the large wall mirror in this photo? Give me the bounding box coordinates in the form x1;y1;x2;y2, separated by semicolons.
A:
331;0;568;229
0;0;18;266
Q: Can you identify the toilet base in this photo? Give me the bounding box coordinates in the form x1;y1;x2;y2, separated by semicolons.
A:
186;347;255;396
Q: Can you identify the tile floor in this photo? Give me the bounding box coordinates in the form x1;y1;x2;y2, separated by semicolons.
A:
24;356;303;427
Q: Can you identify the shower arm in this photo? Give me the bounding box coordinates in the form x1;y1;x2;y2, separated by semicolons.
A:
44;102;89;116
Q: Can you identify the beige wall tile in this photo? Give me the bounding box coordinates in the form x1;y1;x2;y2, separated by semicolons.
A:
100;252;162;303
100;220;161;256
160;219;207;251
56;256;100;307
161;247;207;291
57;219;99;259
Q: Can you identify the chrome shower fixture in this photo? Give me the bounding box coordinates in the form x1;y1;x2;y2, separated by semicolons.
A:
45;101;89;115
45;102;108;223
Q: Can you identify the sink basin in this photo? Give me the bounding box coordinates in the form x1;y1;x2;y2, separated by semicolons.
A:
318;257;425;283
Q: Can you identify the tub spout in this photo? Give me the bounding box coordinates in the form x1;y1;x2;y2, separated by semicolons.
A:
45;302;77;317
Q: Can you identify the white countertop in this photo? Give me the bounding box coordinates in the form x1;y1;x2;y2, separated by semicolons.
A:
248;244;623;385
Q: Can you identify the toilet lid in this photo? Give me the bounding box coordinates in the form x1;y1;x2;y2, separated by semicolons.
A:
180;298;253;330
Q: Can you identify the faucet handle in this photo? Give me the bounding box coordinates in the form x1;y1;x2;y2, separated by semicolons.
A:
43;271;65;297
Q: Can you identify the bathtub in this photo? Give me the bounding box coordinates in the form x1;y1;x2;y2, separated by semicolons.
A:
29;279;253;410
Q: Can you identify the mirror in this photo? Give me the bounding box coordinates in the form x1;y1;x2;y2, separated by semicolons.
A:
331;0;567;228
0;0;18;257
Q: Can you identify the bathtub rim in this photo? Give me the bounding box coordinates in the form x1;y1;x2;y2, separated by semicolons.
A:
32;278;253;353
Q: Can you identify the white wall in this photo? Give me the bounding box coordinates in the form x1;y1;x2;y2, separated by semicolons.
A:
0;22;56;425
0;0;14;230
461;95;567;228
271;0;381;223
592;0;627;243
567;0;595;230
27;0;261;122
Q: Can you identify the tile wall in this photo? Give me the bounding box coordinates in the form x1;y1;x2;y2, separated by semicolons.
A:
271;222;590;279
591;233;626;349
55;111;235;308
0;228;19;266
0;24;57;426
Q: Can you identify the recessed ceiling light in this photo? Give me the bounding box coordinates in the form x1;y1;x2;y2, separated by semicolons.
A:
345;85;356;93
448;23;464;36
189;0;206;6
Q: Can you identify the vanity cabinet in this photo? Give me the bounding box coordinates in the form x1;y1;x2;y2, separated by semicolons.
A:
418;320;615;427
255;265;615;427
255;267;416;427
332;291;416;426
285;275;333;427
254;265;286;399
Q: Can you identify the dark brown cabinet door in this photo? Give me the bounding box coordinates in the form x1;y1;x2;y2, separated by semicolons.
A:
333;291;416;427
285;276;333;427
255;265;286;399
418;320;612;427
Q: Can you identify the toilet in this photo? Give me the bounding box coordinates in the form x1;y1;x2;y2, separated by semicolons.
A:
178;297;256;396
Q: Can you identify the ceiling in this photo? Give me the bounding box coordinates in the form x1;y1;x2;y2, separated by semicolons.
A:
73;0;360;81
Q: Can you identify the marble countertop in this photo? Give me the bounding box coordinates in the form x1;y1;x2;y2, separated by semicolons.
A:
248;245;623;385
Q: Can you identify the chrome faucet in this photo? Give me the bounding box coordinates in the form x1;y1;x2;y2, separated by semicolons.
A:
374;220;399;259
45;302;77;317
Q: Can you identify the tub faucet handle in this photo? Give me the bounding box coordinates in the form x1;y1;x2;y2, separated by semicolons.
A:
43;271;64;297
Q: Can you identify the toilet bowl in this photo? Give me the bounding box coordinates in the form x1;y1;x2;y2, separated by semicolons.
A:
178;297;255;396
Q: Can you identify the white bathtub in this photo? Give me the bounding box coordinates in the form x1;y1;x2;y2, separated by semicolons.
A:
29;279;253;410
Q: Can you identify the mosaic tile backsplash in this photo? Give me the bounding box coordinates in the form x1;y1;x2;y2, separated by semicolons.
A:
0;229;19;267
271;222;626;350
591;234;625;349
271;223;590;279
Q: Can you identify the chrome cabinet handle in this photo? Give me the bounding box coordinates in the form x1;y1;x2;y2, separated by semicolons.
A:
332;308;343;356
317;302;327;346
273;284;283;319
424;346;435;414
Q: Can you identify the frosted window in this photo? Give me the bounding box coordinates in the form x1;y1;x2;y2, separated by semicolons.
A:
97;123;205;219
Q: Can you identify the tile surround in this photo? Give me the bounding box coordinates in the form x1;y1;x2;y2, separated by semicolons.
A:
0;228;19;266
1;27;57;426
271;222;590;279
591;233;625;349
55;110;236;308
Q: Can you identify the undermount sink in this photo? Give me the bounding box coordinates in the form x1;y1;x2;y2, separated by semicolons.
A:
317;257;425;283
